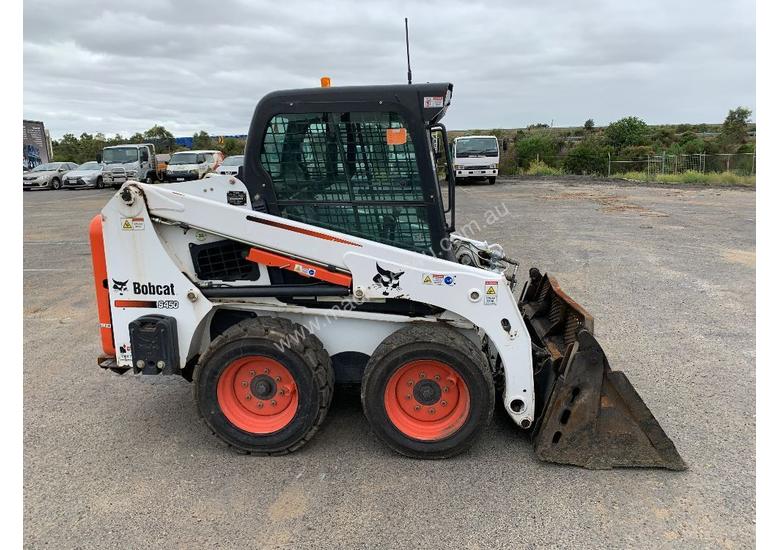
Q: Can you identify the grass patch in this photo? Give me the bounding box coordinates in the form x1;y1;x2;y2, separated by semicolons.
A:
616;170;755;186
524;160;562;176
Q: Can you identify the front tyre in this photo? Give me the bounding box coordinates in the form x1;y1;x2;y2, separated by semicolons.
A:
361;325;494;459
488;177;496;185
50;177;61;190
194;317;334;455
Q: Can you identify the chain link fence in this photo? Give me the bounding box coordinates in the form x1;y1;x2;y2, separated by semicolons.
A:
607;153;756;177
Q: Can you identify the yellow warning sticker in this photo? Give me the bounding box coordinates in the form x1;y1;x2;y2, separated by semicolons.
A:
484;280;498;305
422;274;433;285
121;217;145;231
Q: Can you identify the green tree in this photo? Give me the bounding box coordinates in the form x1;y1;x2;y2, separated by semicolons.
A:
604;116;648;151
720;107;752;148
193;130;212;149
219;137;245;156
144;125;176;153
584;119;595;132
563;139;610;175
515;135;561;168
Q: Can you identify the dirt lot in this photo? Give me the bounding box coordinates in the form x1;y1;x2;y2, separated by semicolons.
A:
23;178;755;548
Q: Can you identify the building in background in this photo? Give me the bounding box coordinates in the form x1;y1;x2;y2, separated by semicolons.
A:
23;120;52;170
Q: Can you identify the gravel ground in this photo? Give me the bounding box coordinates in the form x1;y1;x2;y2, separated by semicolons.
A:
24;178;755;549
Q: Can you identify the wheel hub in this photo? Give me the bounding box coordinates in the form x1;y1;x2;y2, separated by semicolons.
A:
413;379;441;405
250;374;277;400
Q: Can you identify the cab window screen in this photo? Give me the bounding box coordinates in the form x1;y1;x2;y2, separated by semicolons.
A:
260;112;431;252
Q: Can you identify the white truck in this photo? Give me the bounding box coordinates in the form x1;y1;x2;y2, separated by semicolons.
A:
100;144;159;188
452;135;499;184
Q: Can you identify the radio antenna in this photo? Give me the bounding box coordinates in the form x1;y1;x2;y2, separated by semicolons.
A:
405;18;412;84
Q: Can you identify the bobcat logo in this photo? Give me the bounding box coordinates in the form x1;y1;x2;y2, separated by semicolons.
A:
373;263;404;296
112;279;128;294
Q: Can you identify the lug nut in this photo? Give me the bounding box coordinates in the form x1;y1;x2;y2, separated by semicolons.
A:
414;405;421;411
419;372;425;378
405;394;411;400
434;374;440;381
258;402;264;408
264;368;270;374
441;401;447;406
245;394;252;400
275;376;281;382
271;400;277;406
241;381;248;387
443;386;449;393
407;379;414;386
249;370;256;376
428;408;436;414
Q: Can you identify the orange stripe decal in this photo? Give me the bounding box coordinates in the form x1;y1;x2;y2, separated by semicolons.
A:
247;248;352;288
247;216;362;247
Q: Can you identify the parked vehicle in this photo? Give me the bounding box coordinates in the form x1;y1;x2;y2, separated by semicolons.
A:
156;153;171;174
100;144;159;188
22;161;77;190
63;161;106;190
215;154;243;176
164;150;223;182
452;135;499;184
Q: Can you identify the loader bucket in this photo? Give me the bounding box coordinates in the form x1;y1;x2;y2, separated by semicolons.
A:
519;269;686;470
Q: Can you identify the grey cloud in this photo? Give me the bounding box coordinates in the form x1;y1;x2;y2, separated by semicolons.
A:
24;0;755;138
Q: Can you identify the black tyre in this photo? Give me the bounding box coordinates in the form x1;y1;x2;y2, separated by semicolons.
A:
50;177;61;190
361;324;494;459
194;317;334;455
96;177;104;189
488;177;496;185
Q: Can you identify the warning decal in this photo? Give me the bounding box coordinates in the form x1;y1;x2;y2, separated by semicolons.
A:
423;96;444;108
422;273;456;286
484;280;498;305
121;217;145;231
422;274;433;285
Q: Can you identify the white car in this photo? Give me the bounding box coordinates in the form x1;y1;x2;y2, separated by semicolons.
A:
215;155;243;176
164;150;224;182
452;135;500;184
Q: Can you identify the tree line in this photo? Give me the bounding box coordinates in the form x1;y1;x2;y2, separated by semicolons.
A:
489;107;755;175
52;126;246;164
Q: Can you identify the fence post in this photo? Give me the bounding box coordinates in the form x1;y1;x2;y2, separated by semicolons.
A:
661;152;666;175
726;154;730;173
607;152;611;177
702;153;706;173
646;155;651;178
752;154;756;175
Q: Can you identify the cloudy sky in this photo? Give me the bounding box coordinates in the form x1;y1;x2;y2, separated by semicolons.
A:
24;0;755;139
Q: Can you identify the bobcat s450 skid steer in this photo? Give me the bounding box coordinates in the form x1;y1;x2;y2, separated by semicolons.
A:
90;82;685;469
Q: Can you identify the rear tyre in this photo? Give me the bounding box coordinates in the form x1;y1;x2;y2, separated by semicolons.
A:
194;317;334;455
361;325;494;459
488;177;496;185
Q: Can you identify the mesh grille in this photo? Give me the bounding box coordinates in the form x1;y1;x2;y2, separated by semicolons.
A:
260;112;432;252
190;240;259;282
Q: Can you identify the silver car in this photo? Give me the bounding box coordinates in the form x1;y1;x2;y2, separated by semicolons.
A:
63;161;106;190
215;155;243;176
22;162;78;190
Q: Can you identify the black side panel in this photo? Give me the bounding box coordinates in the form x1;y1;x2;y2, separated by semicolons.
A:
129;315;180;375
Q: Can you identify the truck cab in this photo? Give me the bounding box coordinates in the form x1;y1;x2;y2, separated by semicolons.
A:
100;144;158;188
452;135;499;184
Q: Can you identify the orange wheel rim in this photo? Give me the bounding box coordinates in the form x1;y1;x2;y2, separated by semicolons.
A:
217;356;298;434
383;359;470;441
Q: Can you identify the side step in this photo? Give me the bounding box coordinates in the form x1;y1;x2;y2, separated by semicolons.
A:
520;269;686;470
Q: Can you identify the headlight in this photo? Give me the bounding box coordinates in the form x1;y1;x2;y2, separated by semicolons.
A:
454;165;464;170
490;163;498;169
190;169;199;175
127;170;137;177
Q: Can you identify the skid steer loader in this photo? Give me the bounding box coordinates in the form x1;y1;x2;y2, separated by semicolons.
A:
89;82;685;469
